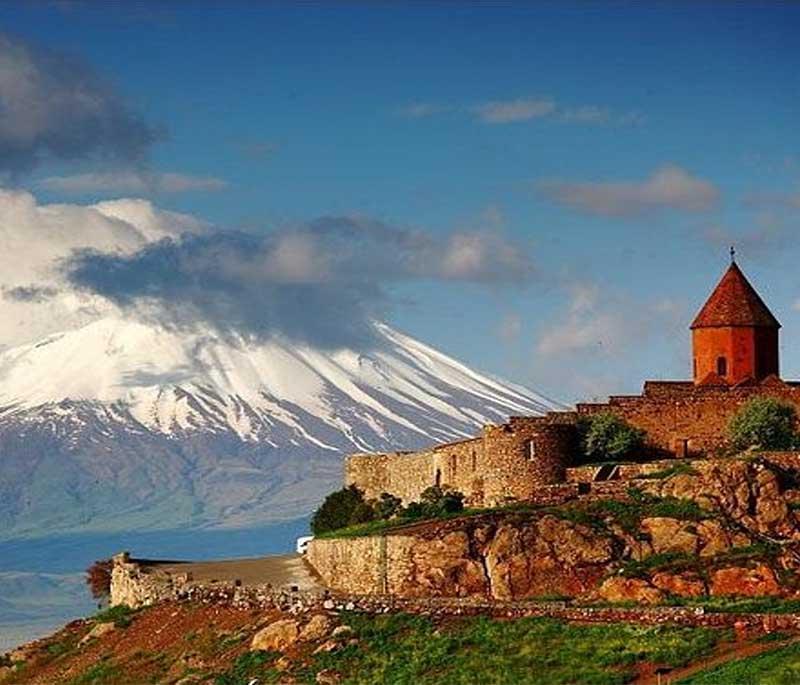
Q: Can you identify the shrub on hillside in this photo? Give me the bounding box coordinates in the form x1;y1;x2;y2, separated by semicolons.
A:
579;412;645;462
85;559;112;600
313;485;466;535
401;486;465;520
728;396;798;451
311;485;374;534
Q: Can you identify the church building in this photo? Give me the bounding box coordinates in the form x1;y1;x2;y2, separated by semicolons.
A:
346;256;800;508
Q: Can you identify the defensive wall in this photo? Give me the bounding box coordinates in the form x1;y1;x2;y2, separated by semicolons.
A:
108;549;800;634
346;416;576;507
346;375;800;508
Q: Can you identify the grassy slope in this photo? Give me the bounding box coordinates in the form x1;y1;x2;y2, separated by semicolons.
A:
678;641;800;685
1;604;732;685
216;614;725;685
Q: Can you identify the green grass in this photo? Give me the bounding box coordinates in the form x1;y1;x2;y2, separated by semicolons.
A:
93;604;137;628
212;614;725;685
639;463;700;480
316;503;539;539
67;661;123;685
666;595;800;615
317;487;713;541
678;640;800;684
214;651;282;685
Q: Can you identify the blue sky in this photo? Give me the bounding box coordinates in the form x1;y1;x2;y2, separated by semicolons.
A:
1;1;798;402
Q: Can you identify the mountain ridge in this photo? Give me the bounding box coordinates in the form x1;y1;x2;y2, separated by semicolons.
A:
0;317;562;540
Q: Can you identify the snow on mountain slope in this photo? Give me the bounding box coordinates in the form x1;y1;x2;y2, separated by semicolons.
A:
0;317;562;539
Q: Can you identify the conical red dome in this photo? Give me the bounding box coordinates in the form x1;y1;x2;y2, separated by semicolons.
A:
691;262;780;329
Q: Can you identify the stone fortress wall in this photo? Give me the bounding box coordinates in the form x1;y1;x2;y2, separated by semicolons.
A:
346;415;577;507
578;378;800;458
346;376;800;508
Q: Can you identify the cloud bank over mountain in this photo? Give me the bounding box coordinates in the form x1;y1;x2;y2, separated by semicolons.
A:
64;215;535;349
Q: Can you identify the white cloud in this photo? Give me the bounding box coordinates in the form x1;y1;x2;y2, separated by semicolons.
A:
400;96;643;127
531;281;689;401
397;102;451;118
472;97;556;124
538;165;719;217
0;188;206;348
37;170;228;194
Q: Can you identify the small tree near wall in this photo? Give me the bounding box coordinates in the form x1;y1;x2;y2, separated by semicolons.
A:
580;412;645;462
728;396;798;451
311;485;372;534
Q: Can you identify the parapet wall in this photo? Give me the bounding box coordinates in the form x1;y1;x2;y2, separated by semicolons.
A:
579;379;800;457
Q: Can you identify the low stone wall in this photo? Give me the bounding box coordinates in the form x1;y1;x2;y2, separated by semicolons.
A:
110;553;325;611
110;559;800;633
110;553;181;608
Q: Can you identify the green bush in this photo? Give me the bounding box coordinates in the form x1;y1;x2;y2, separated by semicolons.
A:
93;604;136;628
311;485;374;535
728;396;798;451
405;486;465;519
375;492;403;520
580;412;645;462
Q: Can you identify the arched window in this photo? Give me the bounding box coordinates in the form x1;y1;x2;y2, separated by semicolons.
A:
693;358;697;378
434;468;441;487
717;356;727;377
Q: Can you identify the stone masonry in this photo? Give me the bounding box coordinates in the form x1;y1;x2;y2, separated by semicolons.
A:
346;260;800;509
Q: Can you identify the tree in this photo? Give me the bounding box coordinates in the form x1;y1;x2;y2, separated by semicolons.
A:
580;412;645;462
375;492;402;520
311;485;374;534
414;486;465;517
86;559;113;600
728;396;797;451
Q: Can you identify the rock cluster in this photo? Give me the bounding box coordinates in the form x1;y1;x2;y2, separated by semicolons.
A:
309;457;800;604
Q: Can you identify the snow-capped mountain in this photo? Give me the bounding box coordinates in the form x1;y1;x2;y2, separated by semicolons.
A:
0;317;560;539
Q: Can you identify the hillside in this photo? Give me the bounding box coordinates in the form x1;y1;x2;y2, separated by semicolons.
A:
0;601;772;685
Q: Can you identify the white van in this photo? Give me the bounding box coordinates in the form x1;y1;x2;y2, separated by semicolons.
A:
295;535;314;554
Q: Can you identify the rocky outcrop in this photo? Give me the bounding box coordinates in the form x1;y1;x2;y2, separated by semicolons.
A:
641;459;795;538
251;619;300;651
597;577;664;605
308;459;800;604
309;515;618;601
710;564;782;597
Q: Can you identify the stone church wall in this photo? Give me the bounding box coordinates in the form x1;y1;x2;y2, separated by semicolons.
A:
579;381;800;457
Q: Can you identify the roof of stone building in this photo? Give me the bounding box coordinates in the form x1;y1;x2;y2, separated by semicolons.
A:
691;262;780;329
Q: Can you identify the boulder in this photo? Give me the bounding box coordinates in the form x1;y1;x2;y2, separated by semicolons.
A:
597;577;663;604
313;640;340;655
300;614;334;642
484;517;613;600
640;518;698;555
251;618;300;652
79;621;116;646
331;625;353;639
402;531;488;597
643;460;792;537
695;520;735;557
710;564;782;597
316;669;341;684
650;572;706;597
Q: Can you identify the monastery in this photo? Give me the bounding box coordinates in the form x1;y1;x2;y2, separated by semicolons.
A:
346;255;800;507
